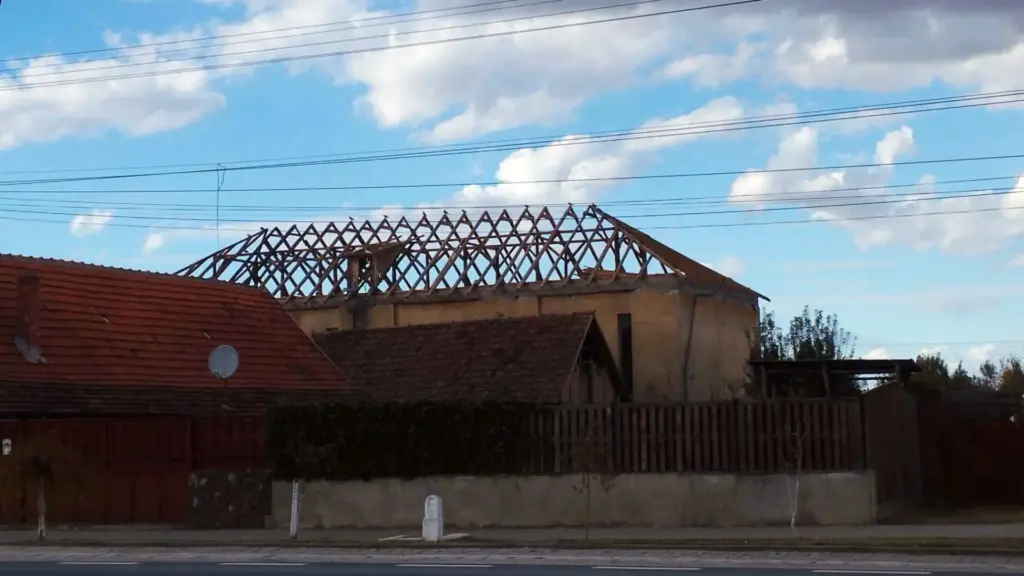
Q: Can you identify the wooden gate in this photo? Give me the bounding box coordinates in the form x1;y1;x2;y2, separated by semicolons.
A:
0;415;266;525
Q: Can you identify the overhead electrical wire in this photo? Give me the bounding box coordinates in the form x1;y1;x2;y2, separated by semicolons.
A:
1;0;763;92
0;179;1017;215
3;92;1024;186
8;89;1022;176
13;0;579;81
0;0;538;64
0;202;1016;233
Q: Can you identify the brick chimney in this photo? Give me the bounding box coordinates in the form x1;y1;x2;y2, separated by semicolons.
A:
15;273;41;352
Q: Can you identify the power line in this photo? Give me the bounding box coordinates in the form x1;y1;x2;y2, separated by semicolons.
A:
0;0;532;64
4;102;1024;187
4;87;1021;178
0;194;1019;233
15;0;570;80
0;181;1014;217
3;0;761;92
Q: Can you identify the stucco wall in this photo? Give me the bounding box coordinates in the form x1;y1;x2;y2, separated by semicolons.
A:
270;472;876;529
291;286;759;402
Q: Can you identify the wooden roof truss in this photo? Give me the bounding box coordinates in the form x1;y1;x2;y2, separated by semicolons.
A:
176;204;687;305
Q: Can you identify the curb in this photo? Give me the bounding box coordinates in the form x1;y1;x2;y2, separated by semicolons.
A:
3;539;1024;556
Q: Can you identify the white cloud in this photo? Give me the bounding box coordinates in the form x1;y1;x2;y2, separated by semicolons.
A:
966;343;997;367
0;30;224;149
728;120;1024;255
142;232;166;254
702;255;744;278
69;209;114;236
863;347;889;360
454;97;744;207
1009;254;1024;268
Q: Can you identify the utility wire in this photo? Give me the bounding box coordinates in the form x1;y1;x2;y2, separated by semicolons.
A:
2;95;1023;187
15;0;570;80
3;87;1020;178
0;203;1020;232
0;185;1014;224
0;180;1016;215
0;0;533;65
2;0;760;93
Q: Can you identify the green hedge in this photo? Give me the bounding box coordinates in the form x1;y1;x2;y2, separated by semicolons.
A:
266;401;548;481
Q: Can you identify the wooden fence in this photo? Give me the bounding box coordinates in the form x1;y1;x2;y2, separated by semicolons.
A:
525;399;865;474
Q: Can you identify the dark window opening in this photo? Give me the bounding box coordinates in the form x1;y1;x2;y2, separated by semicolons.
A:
617;313;634;401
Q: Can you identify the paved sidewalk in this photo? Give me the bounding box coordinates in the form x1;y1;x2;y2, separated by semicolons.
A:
1;524;1024;546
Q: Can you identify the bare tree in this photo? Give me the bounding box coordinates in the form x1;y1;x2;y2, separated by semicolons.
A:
569;421;616;541
769;400;810;534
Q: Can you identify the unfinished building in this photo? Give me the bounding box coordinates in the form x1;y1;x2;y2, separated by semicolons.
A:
178;205;767;401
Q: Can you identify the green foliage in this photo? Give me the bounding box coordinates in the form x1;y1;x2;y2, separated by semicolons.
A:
759;306;857;361
997;354;1024;394
266;401;547;481
757;306;858;397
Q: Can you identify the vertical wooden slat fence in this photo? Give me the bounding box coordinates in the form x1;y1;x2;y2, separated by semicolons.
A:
534;399;865;475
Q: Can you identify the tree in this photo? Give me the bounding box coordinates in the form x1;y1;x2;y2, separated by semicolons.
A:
978;360;999;389
757;306;858;397
758;306;857;361
998;355;1024;394
908;353;977;396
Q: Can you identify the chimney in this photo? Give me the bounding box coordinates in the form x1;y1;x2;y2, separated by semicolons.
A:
15;273;41;351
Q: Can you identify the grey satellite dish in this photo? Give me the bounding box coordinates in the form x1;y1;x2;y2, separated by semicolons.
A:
208;344;239;380
13;335;45;365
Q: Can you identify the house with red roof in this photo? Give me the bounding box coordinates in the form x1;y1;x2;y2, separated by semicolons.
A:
0;254;352;525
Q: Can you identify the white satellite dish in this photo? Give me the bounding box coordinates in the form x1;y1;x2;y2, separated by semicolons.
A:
208;344;239;381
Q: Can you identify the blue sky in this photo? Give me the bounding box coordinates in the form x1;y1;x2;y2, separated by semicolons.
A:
1;0;1023;370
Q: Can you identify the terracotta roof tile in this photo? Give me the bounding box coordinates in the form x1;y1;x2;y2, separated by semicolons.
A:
314;313;605;403
0;254;347;392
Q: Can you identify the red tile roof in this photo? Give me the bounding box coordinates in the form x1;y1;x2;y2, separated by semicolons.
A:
313;313;623;403
0;255;347;392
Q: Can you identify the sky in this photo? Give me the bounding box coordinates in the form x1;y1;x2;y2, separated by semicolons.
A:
0;0;1022;372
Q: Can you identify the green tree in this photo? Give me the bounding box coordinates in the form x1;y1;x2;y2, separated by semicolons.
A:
757;306;858;397
977;360;999;389
758;307;857;361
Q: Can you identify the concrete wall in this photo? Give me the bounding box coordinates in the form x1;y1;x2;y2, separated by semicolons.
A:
271;472;876;529
291;285;759;402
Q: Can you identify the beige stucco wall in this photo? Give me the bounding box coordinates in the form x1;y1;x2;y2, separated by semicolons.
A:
270;472;876;528
291;287;759;402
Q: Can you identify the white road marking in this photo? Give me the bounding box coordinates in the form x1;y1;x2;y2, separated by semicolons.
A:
59;562;140;566
592;568;701;572
219;562;307;567
812;571;931;575
396;564;494;568
811;565;933;569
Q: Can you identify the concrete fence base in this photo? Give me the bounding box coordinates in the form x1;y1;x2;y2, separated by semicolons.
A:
271;472;876;529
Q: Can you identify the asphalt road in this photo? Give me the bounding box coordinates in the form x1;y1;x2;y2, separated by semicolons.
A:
0;562;1004;576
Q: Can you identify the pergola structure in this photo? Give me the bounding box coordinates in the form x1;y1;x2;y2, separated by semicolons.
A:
176;204;763;307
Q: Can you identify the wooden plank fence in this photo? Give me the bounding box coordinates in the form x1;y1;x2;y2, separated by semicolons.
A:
525;399;865;475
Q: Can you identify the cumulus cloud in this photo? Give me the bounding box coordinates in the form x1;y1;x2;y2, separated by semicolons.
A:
69;209;114;236
727;120;1024;255
0;29;224;149
862;348;889;360
966;343;997;367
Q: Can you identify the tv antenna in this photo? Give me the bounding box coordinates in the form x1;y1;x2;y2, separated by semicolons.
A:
208;344;239;410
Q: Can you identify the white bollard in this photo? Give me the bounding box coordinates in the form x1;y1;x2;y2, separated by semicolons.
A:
422;494;444;542
288;480;301;540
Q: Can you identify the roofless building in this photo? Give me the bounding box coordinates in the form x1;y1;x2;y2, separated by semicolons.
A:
178;204;768;402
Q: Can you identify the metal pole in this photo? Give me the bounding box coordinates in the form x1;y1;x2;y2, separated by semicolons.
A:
288;480;301;540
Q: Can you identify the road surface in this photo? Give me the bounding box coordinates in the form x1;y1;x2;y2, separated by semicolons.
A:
0;561;1018;576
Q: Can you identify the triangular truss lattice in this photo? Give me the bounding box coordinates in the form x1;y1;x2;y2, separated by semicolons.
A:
176;204;701;305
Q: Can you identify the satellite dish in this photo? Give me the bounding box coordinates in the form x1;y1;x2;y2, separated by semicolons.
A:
208;344;239;380
14;335;45;365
